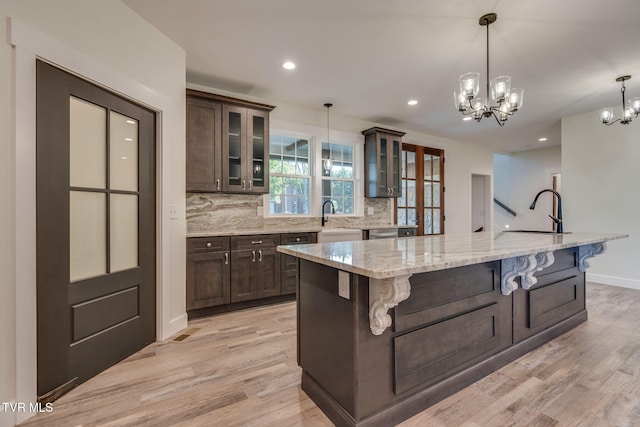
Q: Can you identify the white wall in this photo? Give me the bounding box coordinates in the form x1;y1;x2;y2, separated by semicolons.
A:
0;1;186;425
562;111;640;289
493;147;561;231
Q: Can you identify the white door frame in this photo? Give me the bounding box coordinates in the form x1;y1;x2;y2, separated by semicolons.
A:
469;170;494;233
9;17;186;423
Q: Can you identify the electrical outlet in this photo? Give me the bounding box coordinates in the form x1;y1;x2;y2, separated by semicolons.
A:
168;204;179;220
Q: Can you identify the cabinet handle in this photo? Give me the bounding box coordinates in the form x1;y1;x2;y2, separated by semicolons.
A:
390;188;394;195
249;180;253;190
206;242;212;248
224;252;229;265
258;250;263;262
216;179;221;191
242;179;246;190
252;250;256;262
251;240;263;245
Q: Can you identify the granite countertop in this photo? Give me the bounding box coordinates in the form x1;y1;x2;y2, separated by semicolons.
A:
277;231;628;279
187;224;417;238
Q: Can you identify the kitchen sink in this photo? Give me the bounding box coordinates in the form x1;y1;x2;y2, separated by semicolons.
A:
317;228;363;243
503;230;572;234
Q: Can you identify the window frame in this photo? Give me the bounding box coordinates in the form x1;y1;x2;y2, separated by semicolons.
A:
316;138;362;217
266;131;314;217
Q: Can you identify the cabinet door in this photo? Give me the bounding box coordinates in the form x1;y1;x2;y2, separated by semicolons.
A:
378;134;389;197
389;136;402;196
186;98;222;192
246;109;269;194
256;247;280;298
186;251;230;309
222;105;247;192
230;249;257;302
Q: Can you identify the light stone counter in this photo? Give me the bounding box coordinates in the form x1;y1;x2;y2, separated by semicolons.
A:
280;230;627;338
187;224;416;238
278;231;627;280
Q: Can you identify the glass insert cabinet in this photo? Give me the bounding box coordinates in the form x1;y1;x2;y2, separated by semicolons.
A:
186;90;275;194
362;127;405;198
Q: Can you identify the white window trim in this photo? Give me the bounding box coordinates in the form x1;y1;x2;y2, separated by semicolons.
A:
315;138;363;218
265;130;315;218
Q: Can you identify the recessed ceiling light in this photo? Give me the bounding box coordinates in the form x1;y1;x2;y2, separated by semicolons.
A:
538;137;548;142
282;61;296;70
407;99;418;106
463;117;473;121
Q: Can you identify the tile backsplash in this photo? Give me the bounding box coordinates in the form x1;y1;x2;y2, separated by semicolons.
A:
186;193;394;234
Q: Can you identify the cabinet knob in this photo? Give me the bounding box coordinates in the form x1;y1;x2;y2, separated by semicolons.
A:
405;231;410;236
295;237;301;242
206;242;212;248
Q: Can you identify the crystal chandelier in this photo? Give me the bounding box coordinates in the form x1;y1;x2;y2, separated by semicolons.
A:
600;76;640;125
454;13;523;126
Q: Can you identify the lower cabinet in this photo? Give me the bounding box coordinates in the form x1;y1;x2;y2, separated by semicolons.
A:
187;232;316;316
186;237;231;310
280;232;317;295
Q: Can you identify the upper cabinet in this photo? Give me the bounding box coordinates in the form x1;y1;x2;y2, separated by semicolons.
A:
186;89;275;194
362;127;405;198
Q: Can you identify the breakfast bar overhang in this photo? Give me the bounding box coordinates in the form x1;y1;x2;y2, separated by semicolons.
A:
277;231;627;427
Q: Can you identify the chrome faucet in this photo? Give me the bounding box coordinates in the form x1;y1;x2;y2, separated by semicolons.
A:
321;200;335;227
529;189;563;233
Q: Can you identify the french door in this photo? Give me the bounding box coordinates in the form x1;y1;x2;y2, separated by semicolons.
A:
36;60;156;401
395;144;445;236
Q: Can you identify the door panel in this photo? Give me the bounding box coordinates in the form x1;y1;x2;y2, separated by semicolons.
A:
36;60;156;399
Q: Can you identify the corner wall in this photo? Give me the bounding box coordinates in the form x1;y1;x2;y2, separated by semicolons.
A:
562;111;640;289
0;1;186;425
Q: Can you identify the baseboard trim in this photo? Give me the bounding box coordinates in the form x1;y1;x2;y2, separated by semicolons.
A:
587;273;640;291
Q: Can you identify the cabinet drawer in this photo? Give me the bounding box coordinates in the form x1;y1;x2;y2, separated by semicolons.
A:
398;227;416;237
280;232;317;245
187;236;230;254
232;234;280;250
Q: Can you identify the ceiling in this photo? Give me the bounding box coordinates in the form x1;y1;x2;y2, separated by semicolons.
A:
123;0;640;153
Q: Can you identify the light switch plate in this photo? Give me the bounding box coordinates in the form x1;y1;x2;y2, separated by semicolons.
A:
338;271;350;299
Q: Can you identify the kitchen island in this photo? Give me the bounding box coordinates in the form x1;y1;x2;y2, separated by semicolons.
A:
277;231;627;427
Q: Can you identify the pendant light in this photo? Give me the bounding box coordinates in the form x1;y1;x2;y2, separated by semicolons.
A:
600;75;640;125
454;13;523;126
322;103;333;176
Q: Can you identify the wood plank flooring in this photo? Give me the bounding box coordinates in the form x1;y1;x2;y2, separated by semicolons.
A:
19;283;640;427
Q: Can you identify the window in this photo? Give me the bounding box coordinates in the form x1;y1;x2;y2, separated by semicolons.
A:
321;142;355;215
269;135;311;215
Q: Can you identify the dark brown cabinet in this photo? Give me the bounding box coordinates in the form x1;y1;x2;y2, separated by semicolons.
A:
230;234;280;302
280;232;317;295
186;237;230;309
363;127;405;198
186;89;275;194
398;227;416;237
222;105;270;194
186;96;222;192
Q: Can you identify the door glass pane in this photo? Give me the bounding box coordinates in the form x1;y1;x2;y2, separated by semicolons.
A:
407;180;416;207
109;111;138;191
432;156;441;180
424;182;432;207
110;194;138;272
70;97;106;189
70;191;106;281
228;111;242;186
397;209;407;226
424;154;432;180
398;179;407;207
392;140;400;191
424;208;433;235
407;208;416;225
433;182;441;207
433;208;441;234
406;151;416;179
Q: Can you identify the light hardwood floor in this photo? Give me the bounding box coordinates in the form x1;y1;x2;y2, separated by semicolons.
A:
20;283;640;427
